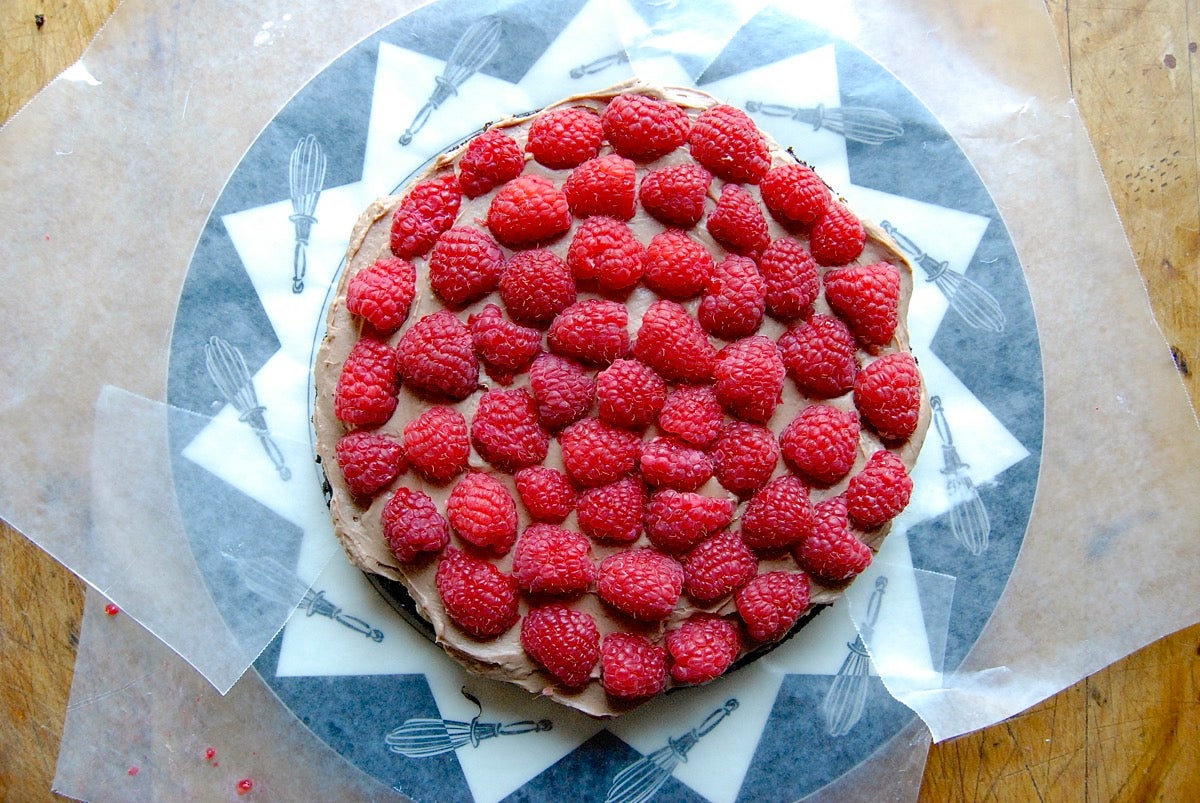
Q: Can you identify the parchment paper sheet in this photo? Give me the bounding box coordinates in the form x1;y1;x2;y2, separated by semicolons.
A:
0;0;1198;799
53;586;933;802
52;588;399;801
853;2;1200;741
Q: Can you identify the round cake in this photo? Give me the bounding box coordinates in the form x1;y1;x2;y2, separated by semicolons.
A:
314;81;929;716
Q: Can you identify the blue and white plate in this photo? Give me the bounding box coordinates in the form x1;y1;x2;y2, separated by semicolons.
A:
166;1;1043;800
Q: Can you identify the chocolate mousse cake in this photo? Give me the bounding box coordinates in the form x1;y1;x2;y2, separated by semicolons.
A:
313;82;929;716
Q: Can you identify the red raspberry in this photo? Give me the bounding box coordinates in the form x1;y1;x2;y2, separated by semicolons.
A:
642;229;714;299
487;175;571;248
335;430;406;499
711;421;779;496
597;548;684;622
706;184;770;258
467;304;542;386
698;255;767;341
777;314;859;398
809;200;866;266
713;336;785;424
529;353;595;431
521;604;601;689
665;614;741;684
564;154;637;220
632;299;718;384
657;385;724;449
638;163;712;228
547;299;630;366
436;547;519;638
780;404;860;485
403;406;470;484
853;352;922;442
824;261;902;347
334;337;400;426
740;475;815;551
760;238;820;321
844;449;913;529
470;387;549;473
458;128;524;198
595;359;667;429
514;466;576;523
682;531;758;603
639;437;713;492
395;310;479;402
499;249;577;328
427;227;504;307
735;571;811;643
577;477;646;544
645;490;735;554
795;496;873;581
512;524;597;596
527;106;603;169
558;417;643;487
446;471;518;555
382;488;450;563
601;632;668;700
760;163;831;226
688;104;770;184
566;216;646;293
390;173;462;259
345;256;416;334
601;93;690;161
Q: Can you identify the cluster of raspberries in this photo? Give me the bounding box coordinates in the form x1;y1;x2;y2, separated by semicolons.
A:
329;91;921;703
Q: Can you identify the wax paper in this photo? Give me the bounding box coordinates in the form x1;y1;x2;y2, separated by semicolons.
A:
52;587;398;801
54;586;936;802
848;1;1200;741
0;0;1196;800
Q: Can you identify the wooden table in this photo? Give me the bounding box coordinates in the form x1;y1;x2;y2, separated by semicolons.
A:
2;2;1197;799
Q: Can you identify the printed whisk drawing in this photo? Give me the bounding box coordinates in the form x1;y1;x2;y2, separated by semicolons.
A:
745;100;904;145
605;699;738;803
288;134;326;294
931;396;992;555
823;576;887;737
399;15;503;146
230;554;384;641
204;335;291;481
882;220;1006;333
385;687;553;758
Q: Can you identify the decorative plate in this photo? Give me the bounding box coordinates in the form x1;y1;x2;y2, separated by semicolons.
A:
167;1;1043;800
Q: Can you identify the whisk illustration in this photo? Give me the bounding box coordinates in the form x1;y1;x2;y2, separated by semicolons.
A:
605;699;738;803
880;220;1007;333
931;396;991;556
745;100;904;146
204;336;291;481
569;48;631;79
288;134;326;294
385;687;552;758
229;554;384;641
823;576;887;737
399;15;503;146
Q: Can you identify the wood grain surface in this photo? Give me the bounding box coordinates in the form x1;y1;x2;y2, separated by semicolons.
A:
2;2;1197;800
